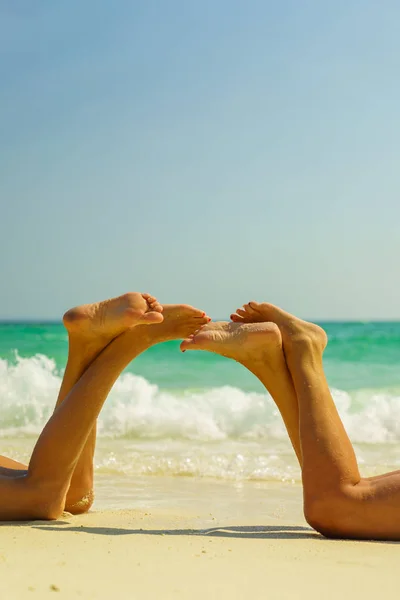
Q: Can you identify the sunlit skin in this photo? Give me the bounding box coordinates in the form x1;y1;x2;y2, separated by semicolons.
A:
181;301;400;541
0;293;210;520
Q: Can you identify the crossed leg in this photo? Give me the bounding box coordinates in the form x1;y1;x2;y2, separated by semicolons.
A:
60;299;209;512
58;296;209;512
183;306;400;541
60;292;166;512
0;294;209;521
0;293;163;511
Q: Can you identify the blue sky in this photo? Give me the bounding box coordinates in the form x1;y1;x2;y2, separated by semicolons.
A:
1;0;399;320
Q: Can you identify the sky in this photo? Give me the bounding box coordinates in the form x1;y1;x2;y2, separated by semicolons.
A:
1;0;400;320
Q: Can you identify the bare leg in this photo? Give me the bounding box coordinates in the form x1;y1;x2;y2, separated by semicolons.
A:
58;293;163;512
60;300;209;512
231;304;400;488
232;302;400;541
181;322;302;464
0;293;164;521
0;293;163;510
0;299;210;521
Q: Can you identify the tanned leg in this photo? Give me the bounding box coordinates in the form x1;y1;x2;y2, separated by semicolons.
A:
0;293;163;511
0;293;165;521
0;299;210;520
56;293;163;512
231;301;400;541
60;299;209;513
0;293;163;482
181;322;302;465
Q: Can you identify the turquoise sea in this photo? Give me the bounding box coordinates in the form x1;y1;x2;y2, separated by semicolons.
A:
1;321;400;496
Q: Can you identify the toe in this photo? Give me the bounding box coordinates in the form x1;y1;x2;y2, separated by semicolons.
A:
243;302;258;314
250;302;288;323
196;315;211;324
187;306;207;317
148;299;163;312
248;301;261;311
230;313;244;322
140;311;164;324
180;338;195;352
181;324;208;349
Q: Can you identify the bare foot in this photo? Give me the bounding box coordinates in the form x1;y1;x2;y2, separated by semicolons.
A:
230;301;327;358
180;321;283;370
63;292;163;343
139;304;211;345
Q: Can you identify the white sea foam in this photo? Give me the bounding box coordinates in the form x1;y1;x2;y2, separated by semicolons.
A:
1;354;400;445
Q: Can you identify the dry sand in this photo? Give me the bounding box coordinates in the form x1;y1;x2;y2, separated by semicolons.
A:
1;479;399;599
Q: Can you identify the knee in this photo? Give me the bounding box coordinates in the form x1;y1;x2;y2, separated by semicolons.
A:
304;497;332;536
23;477;67;521
304;492;352;538
31;496;66;521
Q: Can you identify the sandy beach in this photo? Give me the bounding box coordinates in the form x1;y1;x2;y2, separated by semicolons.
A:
1;478;399;600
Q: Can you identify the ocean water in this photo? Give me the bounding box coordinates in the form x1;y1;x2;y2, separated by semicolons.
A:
1;321;400;493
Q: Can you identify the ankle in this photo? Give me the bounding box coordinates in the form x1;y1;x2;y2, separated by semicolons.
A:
285;330;326;363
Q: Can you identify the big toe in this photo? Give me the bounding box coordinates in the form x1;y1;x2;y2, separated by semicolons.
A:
247;301;289;324
177;304;207;318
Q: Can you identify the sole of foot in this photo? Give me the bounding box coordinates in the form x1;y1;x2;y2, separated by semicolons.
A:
63;292;164;341
180;321;283;366
230;301;327;355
